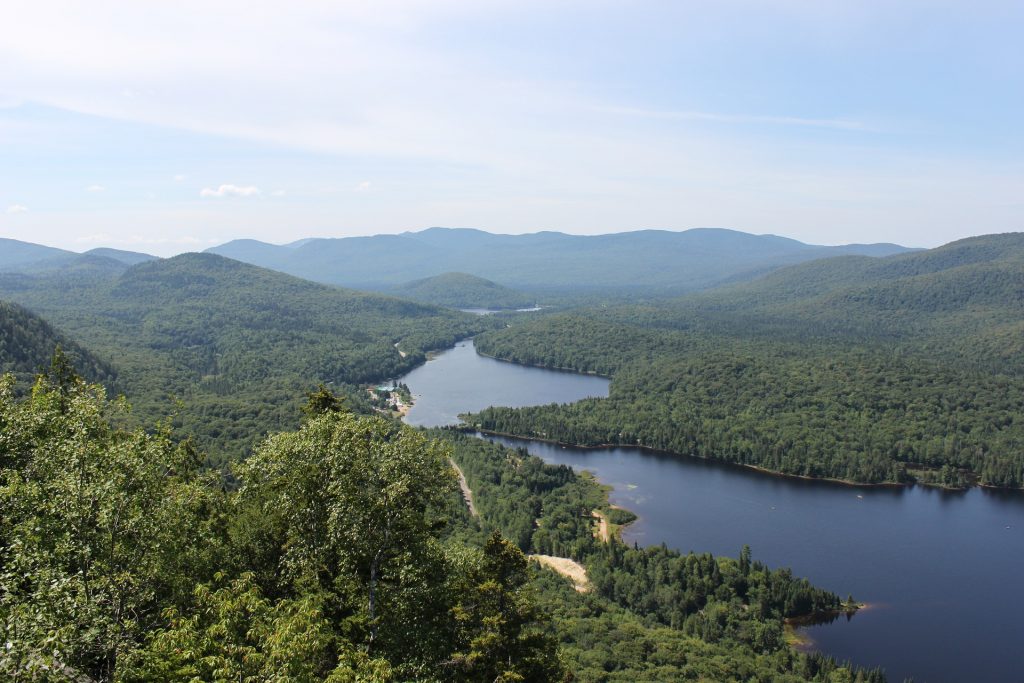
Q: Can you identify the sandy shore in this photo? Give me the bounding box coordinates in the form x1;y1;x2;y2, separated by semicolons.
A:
530;554;590;592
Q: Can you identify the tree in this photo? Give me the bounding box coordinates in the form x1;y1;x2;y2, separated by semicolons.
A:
233;410;457;668
119;573;393;683
0;367;224;682
449;532;564;683
303;383;346;417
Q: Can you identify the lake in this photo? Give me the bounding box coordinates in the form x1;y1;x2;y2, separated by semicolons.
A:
399;340;1024;683
402;339;609;427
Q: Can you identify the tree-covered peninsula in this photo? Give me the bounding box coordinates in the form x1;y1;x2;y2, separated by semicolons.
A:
470;234;1024;488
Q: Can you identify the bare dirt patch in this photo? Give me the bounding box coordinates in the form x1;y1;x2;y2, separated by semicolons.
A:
530;555;590;592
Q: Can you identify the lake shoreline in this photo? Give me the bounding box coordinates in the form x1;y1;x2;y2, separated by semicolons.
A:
473;348;613;379
463;426;919;491
462;428;1022;493
467;351;1024;493
401;338;1024;682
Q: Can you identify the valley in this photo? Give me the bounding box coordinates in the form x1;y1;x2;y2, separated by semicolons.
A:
398;338;1024;683
2;229;1022;682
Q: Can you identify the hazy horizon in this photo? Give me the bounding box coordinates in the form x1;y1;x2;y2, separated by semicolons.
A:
2;2;1021;256
3;224;935;259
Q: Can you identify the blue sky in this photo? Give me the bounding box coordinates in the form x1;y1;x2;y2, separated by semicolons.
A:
1;1;1021;255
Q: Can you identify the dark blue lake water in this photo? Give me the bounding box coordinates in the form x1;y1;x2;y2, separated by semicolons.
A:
400;340;1024;683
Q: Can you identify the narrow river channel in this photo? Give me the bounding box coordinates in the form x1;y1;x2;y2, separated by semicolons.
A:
399;340;1024;683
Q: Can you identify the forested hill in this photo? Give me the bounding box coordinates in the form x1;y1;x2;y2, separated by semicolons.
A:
470;233;1024;488
0;300;115;386
206;227;914;293
0;253;492;460
389;272;536;309
677;231;1024;315
613;232;1024;372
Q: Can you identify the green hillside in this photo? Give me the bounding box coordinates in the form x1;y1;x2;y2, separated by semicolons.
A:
470;233;1024;488
0;253;491;460
389;272;536;309
0;300;115;386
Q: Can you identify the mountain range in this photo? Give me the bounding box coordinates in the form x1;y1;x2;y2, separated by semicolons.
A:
204;227;916;293
0;238;157;274
2;228;917;297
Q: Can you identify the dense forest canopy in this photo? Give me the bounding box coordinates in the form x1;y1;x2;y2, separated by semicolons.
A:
5;231;1014;680
471;233;1024;488
0;300;115;387
0;253;494;461
0;370;885;682
388;272;536;310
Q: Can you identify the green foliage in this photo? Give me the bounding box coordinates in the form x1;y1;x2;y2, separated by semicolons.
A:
120;574;393;683
1;360;887;681
449;532;565;682
0;253;493;462
389;272;536;310
605;508;637;526
471;234;1024;487
303;383;347;416
434;431;603;558
0;367;566;682
0;373;226;682
233;410;457;665
536;571;885;683
0;299;115;388
440;431;885;682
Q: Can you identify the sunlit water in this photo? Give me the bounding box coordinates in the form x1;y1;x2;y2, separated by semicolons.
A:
399;340;1024;683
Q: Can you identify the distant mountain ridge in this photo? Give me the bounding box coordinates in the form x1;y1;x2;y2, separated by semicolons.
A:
0;238;157;274
206;227;916;293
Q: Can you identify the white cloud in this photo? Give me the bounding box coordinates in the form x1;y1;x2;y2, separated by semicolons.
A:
200;184;260;198
173;174;187;182
86;184;105;192
355;181;372;192
270;189;286;197
6;204;29;214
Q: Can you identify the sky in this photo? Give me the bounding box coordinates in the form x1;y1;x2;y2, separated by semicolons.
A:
1;0;1021;256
